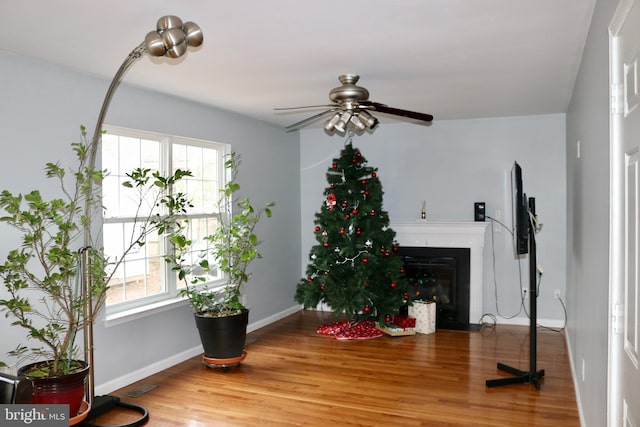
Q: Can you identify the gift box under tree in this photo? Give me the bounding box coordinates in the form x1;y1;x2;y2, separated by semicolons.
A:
408;300;436;334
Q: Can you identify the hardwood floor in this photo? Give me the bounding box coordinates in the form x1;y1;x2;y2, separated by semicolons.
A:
92;310;580;426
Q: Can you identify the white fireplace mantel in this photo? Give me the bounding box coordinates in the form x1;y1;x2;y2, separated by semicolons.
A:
391;221;488;325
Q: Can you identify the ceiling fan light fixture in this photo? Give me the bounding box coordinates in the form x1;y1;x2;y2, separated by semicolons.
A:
350;114;366;131
358;110;379;129
324;112;341;131
334;111;353;133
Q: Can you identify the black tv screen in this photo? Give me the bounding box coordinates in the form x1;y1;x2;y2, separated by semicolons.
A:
511;162;529;255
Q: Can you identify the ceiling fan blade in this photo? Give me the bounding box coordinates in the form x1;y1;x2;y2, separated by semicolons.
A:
362;101;433;123
275;104;335;111
285;109;337;131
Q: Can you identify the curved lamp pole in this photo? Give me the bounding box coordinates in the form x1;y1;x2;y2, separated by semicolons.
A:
87;15;203;191
81;15;203;420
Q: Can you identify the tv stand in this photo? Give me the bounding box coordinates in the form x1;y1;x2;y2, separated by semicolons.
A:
486;197;545;390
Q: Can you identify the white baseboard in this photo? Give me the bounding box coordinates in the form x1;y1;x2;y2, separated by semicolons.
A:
95;304;303;395
95;345;203;396
247;305;302;333
492;316;566;329
564;329;586;427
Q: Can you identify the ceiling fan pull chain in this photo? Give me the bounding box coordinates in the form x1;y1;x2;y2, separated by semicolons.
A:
345;130;355;145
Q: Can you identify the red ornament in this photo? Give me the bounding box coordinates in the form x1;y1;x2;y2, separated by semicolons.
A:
363;281;369;287
390;282;397;288
392;245;399;252
339;228;345;235
315;225;321;232
345;214;350;219
326;193;337;210
332;162;337;169
362;258;369;264
307;277;313;282
385;314;392;322
352;157;357;163
323;242;330;247
363;190;369;196
403;293;410;300
364;305;371;313
356;151;362;157
370;210;376;216
361;180;367;185
400;267;406;274
372;172;377;177
356;228;362;235
320;285;326;290
342;201;347;208
352;208;358;215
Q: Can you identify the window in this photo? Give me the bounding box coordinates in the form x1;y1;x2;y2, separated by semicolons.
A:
101;125;229;315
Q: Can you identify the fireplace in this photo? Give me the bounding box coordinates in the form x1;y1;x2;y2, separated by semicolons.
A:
391;221;488;330
398;246;471;330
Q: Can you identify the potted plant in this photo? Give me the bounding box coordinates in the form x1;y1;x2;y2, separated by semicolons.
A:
170;152;273;366
0;126;191;415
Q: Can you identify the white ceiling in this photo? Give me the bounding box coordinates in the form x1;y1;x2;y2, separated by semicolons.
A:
1;0;596;129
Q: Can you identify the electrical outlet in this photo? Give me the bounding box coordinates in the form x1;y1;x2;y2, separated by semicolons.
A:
554;289;561;299
493;209;502;232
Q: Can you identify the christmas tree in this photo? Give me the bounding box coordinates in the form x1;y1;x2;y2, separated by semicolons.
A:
295;140;408;327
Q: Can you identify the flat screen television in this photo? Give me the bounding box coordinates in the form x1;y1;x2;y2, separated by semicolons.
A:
511;162;529;255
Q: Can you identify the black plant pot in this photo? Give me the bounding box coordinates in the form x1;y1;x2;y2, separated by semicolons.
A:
195;309;249;360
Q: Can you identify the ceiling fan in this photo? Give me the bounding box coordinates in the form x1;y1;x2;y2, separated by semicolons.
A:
275;74;433;133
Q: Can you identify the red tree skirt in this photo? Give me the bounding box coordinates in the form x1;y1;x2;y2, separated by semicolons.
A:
317;320;384;340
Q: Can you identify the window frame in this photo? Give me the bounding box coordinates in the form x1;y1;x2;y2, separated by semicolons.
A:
101;125;231;320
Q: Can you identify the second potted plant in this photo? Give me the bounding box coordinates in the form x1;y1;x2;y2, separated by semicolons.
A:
170;152;273;367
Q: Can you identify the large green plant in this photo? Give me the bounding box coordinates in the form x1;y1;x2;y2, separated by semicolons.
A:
0;126;192;376
172;152;273;317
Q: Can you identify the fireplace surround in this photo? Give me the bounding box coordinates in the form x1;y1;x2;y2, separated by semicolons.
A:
391;221;488;329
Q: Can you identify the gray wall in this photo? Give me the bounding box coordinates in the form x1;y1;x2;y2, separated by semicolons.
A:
299;115;567;325
566;0;618;425
0;51;301;391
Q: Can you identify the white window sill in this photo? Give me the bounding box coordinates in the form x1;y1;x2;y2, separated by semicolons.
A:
104;296;191;328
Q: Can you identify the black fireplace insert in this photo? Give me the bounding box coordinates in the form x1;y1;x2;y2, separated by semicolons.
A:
398;246;478;331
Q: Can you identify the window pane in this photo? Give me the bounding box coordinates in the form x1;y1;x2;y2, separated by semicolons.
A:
173;144;187;171
176;216;221;289
202;149;218;181
176;144;220;215
141;139;160;172
104;223;164;305
186;145;203;179
119;136;141;172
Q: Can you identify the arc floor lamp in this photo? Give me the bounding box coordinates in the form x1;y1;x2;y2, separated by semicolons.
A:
80;15;203;427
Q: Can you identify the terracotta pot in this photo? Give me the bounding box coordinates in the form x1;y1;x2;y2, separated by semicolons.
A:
195;309;249;359
18;360;89;416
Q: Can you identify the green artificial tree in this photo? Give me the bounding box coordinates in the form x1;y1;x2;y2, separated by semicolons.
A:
295;140;408;327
